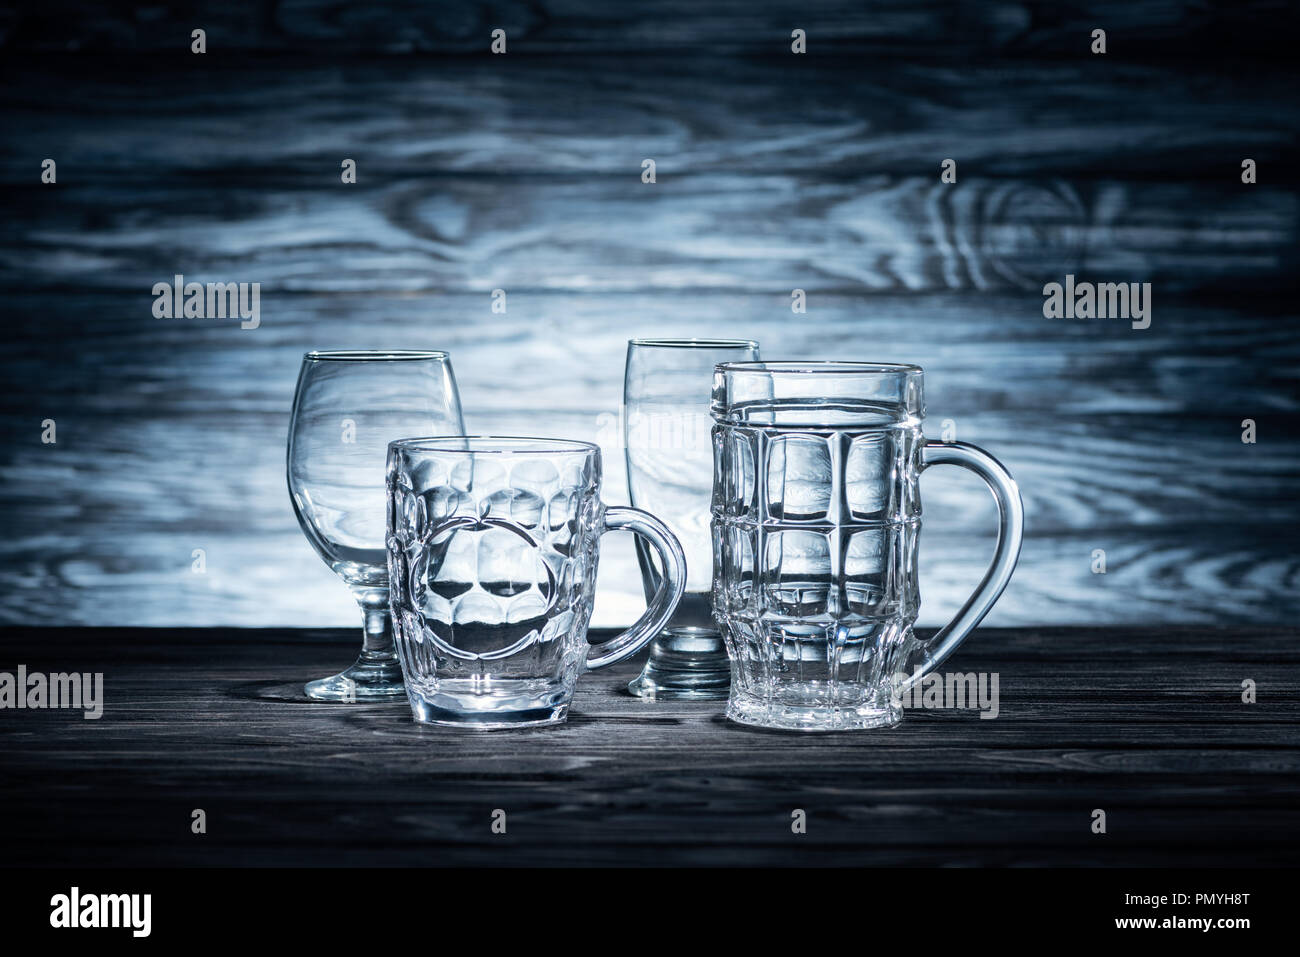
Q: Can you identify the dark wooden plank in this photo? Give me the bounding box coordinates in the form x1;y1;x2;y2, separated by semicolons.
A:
2;58;1295;183
0;626;1296;866
2;1;1295;60
2;292;1295;414
3;179;1295;294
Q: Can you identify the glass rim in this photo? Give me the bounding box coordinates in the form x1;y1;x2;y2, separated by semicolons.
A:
629;337;760;349
714;359;922;376
388;435;599;456
304;350;450;362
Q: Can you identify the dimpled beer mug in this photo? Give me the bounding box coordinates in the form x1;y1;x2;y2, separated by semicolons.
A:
711;362;1024;732
387;437;686;729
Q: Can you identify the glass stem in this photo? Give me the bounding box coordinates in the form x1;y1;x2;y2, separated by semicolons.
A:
358;593;394;659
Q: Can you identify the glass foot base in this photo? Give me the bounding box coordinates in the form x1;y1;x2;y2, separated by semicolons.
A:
305;652;406;702
628;630;731;701
726;688;901;732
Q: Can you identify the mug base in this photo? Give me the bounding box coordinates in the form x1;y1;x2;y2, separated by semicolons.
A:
726;688;901;732
406;680;571;730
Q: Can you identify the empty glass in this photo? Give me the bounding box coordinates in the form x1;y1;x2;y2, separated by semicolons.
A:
711;361;1024;731
387;436;686;729
287;351;465;701
624;338;761;699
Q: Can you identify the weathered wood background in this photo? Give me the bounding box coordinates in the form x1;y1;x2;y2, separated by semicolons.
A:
0;1;1296;629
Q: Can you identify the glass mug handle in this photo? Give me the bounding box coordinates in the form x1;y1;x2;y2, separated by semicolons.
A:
905;441;1025;690
586;506;687;670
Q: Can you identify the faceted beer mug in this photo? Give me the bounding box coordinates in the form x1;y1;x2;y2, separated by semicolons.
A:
711;362;1024;732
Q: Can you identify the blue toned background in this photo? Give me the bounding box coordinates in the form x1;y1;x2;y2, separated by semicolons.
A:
0;1;1296;629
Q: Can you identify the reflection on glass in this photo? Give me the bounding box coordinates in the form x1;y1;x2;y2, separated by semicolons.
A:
624;338;761;700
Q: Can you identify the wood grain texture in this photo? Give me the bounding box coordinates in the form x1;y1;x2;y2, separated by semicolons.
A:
0;626;1297;867
2;57;1296;184
2;1;1296;59
4;178;1296;293
0;3;1296;628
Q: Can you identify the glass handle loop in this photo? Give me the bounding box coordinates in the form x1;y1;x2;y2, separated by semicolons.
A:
587;507;687;670
905;441;1025;691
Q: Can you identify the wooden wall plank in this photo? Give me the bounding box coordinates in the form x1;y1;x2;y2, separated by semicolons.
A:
2;1;1295;60
3;179;1295;294
2;59;1295;182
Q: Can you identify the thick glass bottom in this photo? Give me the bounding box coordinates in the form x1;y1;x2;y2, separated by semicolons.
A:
726;685;901;732
627;628;731;700
405;678;572;730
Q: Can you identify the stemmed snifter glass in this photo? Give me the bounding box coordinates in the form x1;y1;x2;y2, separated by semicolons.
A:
287;350;465;701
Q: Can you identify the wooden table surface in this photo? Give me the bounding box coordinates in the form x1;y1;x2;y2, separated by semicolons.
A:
1;625;1297;867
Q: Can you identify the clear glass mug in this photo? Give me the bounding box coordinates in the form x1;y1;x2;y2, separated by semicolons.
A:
711;362;1024;732
386;436;687;729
